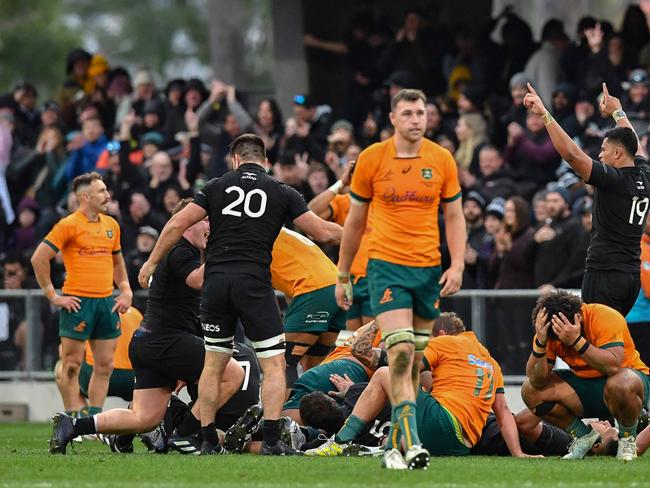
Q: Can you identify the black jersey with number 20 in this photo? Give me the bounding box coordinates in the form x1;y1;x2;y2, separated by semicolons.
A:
192;163;308;276
586;158;650;272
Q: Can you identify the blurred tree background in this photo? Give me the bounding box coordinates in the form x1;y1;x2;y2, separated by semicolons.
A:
0;0;275;100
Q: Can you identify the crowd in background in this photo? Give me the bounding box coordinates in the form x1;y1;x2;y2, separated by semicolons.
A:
3;5;650;370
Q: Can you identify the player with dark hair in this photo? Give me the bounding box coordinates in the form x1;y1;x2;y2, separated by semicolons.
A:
523;290;650;461
524;83;650;316
32;172;131;421
138;134;341;455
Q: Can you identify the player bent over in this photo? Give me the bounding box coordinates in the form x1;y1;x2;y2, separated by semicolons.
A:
306;313;517;465
49;200;243;454
522;290;650;461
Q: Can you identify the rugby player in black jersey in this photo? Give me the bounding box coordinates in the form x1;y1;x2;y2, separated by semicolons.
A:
524;83;650;316
139;134;341;455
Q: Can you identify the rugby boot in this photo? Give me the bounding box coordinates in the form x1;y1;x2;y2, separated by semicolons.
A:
616;436;637;462
563;428;600;459
381;448;408;470
140;424;169;454
98;434;134;453
49;413;75;454
404;445;430;470
278;416;306;450
168;431;202;455
260;440;303;456
304;436;345;457
223;404;263;453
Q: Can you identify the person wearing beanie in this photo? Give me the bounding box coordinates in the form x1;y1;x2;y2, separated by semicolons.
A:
469;145;516;202
530;185;583;290
462;191;488;289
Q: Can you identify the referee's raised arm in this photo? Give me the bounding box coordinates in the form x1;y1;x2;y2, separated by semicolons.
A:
523;83;593;181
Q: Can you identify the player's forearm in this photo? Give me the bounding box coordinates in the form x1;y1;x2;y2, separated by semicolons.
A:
526;355;551;388
307;186;337;218
337;220;365;272
544;118;590;179
113;257;132;295
577;340;622;376
31;257;55;299
444;207;466;271
148;217;186;265
496;411;525;456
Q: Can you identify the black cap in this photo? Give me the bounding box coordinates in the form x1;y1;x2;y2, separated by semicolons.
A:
465;191;486;210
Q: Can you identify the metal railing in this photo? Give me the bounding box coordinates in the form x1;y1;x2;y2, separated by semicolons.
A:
0;288;579;380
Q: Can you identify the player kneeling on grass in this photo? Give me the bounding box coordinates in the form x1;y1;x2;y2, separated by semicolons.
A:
522;290;650;461
306;313;526;465
49;199;245;454
54;307;142;418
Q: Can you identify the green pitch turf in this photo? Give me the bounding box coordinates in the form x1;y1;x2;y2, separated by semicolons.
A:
1;423;649;488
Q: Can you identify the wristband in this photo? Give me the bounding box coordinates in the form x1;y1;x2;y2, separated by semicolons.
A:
569;335;582;348
612;109;627;122
534;337;547;348
532;350;546;358
577;341;591;355
328;180;344;195
541;111;554;126
337;271;351;283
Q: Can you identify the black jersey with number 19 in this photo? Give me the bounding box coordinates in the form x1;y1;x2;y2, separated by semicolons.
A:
586;157;650;272
192;163;308;277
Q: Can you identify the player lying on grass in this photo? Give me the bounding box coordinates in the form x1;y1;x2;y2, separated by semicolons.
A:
283;320;383;424
49;200;246;454
522;290;650;462
305;313;531;466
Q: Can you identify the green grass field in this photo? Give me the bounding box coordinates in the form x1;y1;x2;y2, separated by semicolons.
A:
1;423;650;487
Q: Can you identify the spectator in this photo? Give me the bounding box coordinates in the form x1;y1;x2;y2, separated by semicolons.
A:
524;19;570;106
8;126;67;210
130;68;158;119
146;151;188;211
462;191;487;289
0;114;16;232
254;98;284;164
12;81;40;148
56;48;91;128
40;100;64;133
551;83;578;136
273;151;311;200
501;72;531;130
478;197;505;289
551;196;592;290
0;253;36;370
454;113;488;187
529;187;583;290
120;192;166;253
307;162;330;197
470;145;516;202
161;186;182;219
621;69;650;120
505;113;560;200
11;197;40;254
125;226;158;293
621;4;650;69
324;120;355;178
490;196;535;289
285;94;333;163
425;99;452;141
65;116;108;181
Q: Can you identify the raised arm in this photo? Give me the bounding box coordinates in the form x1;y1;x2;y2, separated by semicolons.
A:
523;83;593;180
525;308;553;388
600;82;646;158
307;159;355;219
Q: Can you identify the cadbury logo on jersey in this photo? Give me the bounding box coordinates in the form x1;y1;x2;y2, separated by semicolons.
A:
381;187;436;204
78;247;111;256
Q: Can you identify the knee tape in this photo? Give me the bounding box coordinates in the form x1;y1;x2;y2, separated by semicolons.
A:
413;328;431;353
305;342;334;358
285;342;312;366
383;328;415;349
533;401;557;417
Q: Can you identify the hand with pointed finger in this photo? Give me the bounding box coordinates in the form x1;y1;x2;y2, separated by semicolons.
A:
523;83;547;116
599;83;622;117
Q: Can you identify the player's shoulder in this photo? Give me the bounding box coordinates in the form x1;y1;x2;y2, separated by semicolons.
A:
359;139;392;162
421;137;454;160
583;302;625;324
100;213;120;228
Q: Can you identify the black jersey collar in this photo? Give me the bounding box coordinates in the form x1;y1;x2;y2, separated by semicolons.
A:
238;162;266;172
